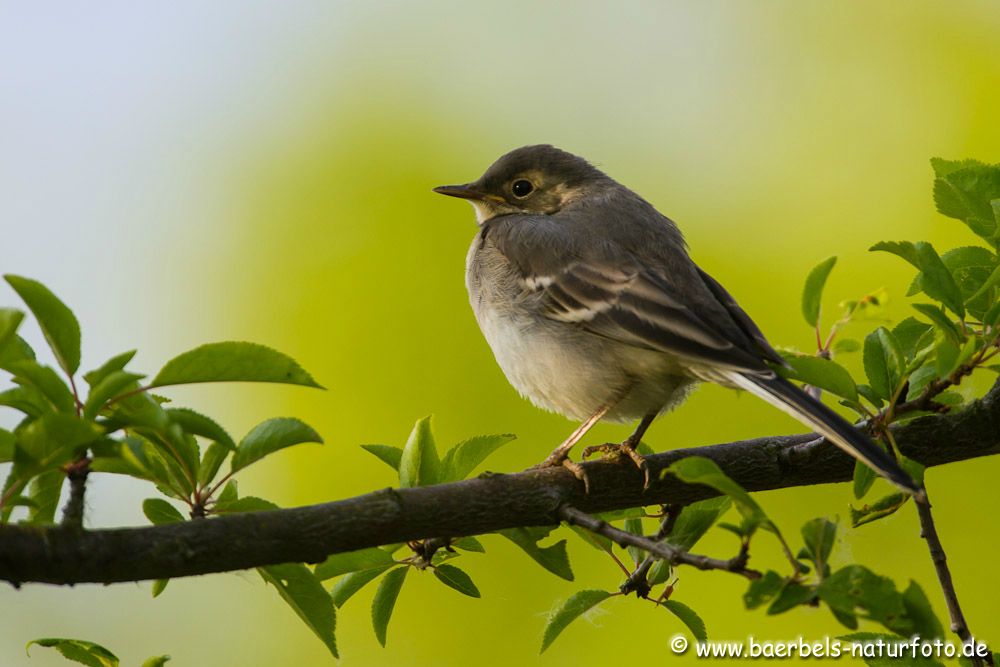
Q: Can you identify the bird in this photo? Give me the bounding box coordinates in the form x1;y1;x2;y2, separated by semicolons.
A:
433;144;920;496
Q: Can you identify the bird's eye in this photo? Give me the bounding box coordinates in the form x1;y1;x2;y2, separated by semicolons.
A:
511;179;534;198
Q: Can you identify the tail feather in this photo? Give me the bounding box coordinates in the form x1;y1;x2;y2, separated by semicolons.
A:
724;371;921;496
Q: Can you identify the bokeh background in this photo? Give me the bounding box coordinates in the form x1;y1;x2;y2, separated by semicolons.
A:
3;2;1000;665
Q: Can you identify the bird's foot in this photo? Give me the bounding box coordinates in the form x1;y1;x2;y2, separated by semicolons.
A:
531;451;592;494
581;439;650;488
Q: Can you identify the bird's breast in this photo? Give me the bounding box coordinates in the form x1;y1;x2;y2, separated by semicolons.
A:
465;234;694;422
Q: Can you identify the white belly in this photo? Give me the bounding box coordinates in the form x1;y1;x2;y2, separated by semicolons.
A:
474;285;695;423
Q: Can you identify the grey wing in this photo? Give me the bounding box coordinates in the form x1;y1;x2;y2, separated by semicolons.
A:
526;259;776;376
487;210;781;377
694;267;788;368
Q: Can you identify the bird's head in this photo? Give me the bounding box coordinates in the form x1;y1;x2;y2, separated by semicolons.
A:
433;144;609;224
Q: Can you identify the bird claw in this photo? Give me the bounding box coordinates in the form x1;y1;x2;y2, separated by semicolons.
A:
530;453;593;493
582;441;650;489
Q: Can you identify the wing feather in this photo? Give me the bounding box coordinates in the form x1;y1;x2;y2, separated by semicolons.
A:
526;261;772;374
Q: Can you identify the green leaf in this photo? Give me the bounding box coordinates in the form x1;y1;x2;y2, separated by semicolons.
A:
150;342;322;389
113;431;192;498
911;303;961;344
667;497;732;551
929;246;999;319
855;384;884;409
83;350;137;388
398;416;440;488
829;606;859;630
623;517;644;566
819;566;908;632
906;363;938;400
151;579;169;598
5;275;81;375
371;566;408;647
499;527;574;581
360;444;403;471
433;564;481;597
440;433;516;482
850;493;908;527
743;570;784;610
661;599;707;642
767;581;815;614
230;418;323;473
912;244;969;317
892;317;933;361
853;459;877;499
216;479;238;504
142;498;185;525
799;518;837;575
6;360;75;413
540;590;612;653
931;157;988;178
966;261;1000;312
26;469;65;524
17;413;103;468
871;242;965;316
83;371;144;419
801;256;837;327
647;559;672;586
934;334;961;379
165;408;235;450
0;428;14;463
935;390;965;407
902;580;944;639
863;328;904;401
331;565;392;608
314;547;397;581
569;525;614;554
212;496;279;513
140;657;171;667
665;456;773;536
259;563;337;658
26;638;119;667
0;308;25;351
932;159;1000;243
107;393;199;486
197;442;229;487
984;300;1000;326
453;536;486;552
778;353;858;402
0;333;36;370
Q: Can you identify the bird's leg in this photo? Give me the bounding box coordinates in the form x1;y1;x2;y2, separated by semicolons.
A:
582;411;657;488
536;405;610;469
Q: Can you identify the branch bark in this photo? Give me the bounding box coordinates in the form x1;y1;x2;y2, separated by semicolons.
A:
558;505;760;579
2;379;999;587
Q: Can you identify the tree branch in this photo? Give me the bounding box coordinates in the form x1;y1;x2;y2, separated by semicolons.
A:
60;458;90;529
620;504;683;597
558;505;760;579
2;379;999;587
915;494;994;667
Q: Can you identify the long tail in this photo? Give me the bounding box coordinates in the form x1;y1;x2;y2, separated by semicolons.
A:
723;371;922;497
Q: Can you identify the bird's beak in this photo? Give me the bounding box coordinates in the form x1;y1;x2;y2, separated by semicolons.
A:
433;183;490;201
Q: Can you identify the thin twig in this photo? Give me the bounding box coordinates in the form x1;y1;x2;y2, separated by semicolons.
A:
68;375;83;417
914;493;993;667
559;505;760;580
60;458;90;529
891;342;998;419
621;504;683;597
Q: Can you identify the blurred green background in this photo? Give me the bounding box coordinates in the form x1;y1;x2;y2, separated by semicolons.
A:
3;2;1000;665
